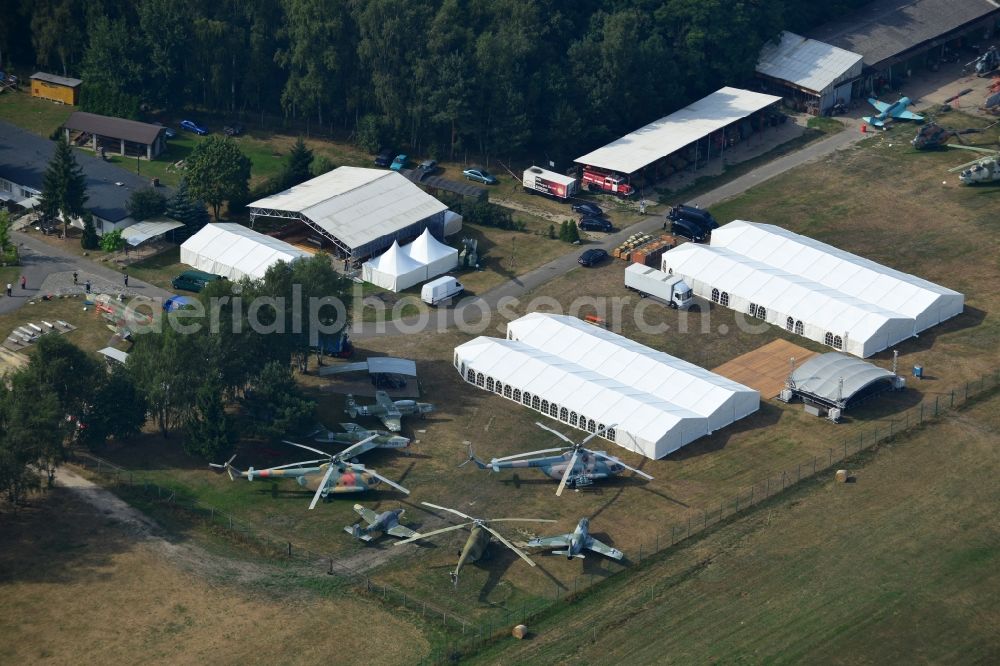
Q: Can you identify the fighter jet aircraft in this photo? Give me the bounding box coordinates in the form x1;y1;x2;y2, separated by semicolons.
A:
527;517;623;560
312;422;410;450
344;503;417;542
345;391;434;432
863;96;923;127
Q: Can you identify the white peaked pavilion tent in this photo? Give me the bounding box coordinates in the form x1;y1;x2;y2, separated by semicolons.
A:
507;314;759;433
402;228;458;279
454;338;710;459
454;313;759;459
710;221;964;331
361;240;427;292
180;223;310;281
661;243;914;358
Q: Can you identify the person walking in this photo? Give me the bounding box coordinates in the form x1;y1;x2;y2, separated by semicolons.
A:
84;280;91;295
123;272;129;288
20;275;26;290
5;283;11;297
73;271;78;285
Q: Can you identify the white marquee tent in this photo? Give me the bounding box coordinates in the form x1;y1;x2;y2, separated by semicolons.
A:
454;313;759;459
710;221;965;335
402;228;458;278
361;240;427;292
180;223;309;281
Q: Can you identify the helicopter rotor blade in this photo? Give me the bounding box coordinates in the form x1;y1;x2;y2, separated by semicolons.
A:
267;459;327;470
364;468;410;495
393;522;471;545
482;524;537;567
556;448;580;497
421;501;474;522
535;422;575;446
580;423;617;447
487;518;558;523
335;434;381;461
308;464;338;510
282;439;333;458
491;447;568;463
591;450;655;480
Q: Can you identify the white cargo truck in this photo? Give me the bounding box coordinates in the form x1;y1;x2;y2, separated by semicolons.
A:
522;166;579;200
421;275;464;306
624;263;693;309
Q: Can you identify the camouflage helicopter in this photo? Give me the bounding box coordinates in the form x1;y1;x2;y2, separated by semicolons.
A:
465;422;653;496
394;501;554;587
345;391;434;432
210;435;409;509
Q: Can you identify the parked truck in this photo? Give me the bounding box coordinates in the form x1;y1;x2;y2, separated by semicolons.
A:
522;166;579;199
624;263;693;309
421;275;464;306
582;167;634;197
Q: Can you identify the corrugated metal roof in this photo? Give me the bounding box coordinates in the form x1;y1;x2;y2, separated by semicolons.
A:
249;167;448;251
575;87;781;175
122;218;184;246
0;120;171;223
64;111;164;145
30;72;82;87
790;353;895;404
756;31;863;93
808;0;1000;67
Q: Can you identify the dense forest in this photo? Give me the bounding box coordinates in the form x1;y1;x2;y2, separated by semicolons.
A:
1;0;870;162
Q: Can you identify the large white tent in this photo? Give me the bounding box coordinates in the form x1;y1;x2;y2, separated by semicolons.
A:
361;240;426;292
507;313;759;432
180;223;309;281
454;313;758;459
659;220;964;357
710;221;965;334
402;228;458;278
454;337;710;459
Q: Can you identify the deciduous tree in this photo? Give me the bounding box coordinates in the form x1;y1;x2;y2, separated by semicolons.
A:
185;136;252;220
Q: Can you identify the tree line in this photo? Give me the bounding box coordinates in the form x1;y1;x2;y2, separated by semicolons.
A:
2;0;872;164
0;253;354;505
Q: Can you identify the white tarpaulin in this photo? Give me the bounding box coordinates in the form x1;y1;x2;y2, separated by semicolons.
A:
402;228;458;280
361;240;426;292
180;223;309;281
121;217;184;246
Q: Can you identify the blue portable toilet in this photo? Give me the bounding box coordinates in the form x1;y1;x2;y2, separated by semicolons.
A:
912;365;923;379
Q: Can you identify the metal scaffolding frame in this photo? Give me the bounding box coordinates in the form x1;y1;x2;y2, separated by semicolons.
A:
249;207;353;258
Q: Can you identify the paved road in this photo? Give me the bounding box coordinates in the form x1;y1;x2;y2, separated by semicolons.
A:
351;124;867;339
0;231;173;315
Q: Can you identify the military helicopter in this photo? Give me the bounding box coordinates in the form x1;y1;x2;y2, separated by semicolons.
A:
209;435;409;509
953;155;1000;185
394;501;555;587
911;122;984;150
965;45;1000;77
345;391;434;432
465;422;653;496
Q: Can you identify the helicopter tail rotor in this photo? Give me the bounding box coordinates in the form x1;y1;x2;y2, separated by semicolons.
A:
208;454;239;481
458;441;489;470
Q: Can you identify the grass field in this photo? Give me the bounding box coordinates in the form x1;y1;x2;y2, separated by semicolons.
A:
0;90;72;135
467;389;1000;664
0;486;429;665
86;110;1000;629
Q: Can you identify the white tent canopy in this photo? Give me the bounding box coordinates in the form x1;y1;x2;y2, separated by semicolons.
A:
454;313;758;459
454;337;710;459
575;87;782;175
710;221;965;334
361;240;426;292
402;228;458;279
180;223;309;281
121;216;184;246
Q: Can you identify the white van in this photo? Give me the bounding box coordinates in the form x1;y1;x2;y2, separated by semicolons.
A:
421;276;464;306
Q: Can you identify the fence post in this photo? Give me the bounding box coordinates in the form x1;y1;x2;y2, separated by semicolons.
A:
735;494;739;513
920;403;924;422
781;471;786;490
638;543;643;562
750;485;754;505
797;464;801;482
934;395;939;416
766;476;770;496
287;542;292;557
703;510;707;529
687;516;692;536
950;390;955;407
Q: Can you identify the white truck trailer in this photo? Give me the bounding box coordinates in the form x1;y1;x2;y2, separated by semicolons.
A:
624;263;693;309
522;166;579;200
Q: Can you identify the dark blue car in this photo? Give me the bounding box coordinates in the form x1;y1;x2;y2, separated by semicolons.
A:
180;119;209;136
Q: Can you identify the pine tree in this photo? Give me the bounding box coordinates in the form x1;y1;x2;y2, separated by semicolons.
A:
566;220;580;243
281;137;314;189
81;212;99;250
183;378;235;460
39;136;88;239
165;178;210;236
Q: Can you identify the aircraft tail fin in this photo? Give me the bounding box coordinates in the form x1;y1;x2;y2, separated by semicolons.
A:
344;394;358;418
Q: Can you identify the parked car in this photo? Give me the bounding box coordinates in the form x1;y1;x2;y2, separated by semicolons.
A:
417;159;438;175
462;166;498;185
572;202;604;217
390;154;408;171
171;270;224;292
152;122;176;139
374;148;395;167
180;119;209;136
669;218;709;243
223;123;244;136
579;216;613;232
578;248;609;267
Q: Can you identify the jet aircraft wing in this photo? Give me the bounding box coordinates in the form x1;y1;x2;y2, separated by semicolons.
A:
585;536;624;560
353;503;380;525
387;524;418;539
